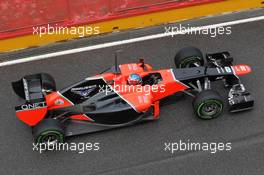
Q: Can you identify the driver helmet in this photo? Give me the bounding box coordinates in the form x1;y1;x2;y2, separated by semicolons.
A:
128;74;142;85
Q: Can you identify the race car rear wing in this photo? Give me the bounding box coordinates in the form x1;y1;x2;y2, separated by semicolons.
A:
12;73;55;102
12;74;43;102
12;73;54;126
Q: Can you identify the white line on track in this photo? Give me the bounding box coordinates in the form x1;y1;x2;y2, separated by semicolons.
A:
1;15;264;67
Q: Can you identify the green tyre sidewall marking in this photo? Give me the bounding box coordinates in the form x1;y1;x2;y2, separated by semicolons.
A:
179;57;202;68
196;99;223;119
37;130;64;144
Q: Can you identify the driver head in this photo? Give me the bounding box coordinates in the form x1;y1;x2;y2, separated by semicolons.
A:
127;74;142;85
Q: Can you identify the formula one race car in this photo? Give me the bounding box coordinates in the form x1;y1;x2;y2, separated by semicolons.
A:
12;47;254;144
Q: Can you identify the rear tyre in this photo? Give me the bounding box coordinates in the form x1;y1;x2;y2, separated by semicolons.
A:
193;90;224;119
174;47;204;68
33;118;65;146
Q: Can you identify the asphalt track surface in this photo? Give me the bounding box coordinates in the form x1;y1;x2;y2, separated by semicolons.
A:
0;9;264;175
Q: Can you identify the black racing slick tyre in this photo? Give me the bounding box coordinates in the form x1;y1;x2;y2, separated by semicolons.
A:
33;118;65;145
174;47;204;68
193;90;224;120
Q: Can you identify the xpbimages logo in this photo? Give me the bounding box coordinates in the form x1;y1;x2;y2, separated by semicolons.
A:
164;140;232;154
33;141;100;153
98;83;166;96
33;24;100;37
164;24;232;38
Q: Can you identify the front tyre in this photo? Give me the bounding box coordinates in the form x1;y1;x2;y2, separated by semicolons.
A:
33;118;65;146
174;47;204;68
193;90;224;119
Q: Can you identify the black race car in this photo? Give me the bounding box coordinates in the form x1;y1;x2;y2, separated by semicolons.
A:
12;47;254;145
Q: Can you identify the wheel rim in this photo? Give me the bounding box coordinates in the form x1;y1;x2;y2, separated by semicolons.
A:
179;57;202;68
197;100;223;119
42;134;59;144
37;130;63;145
